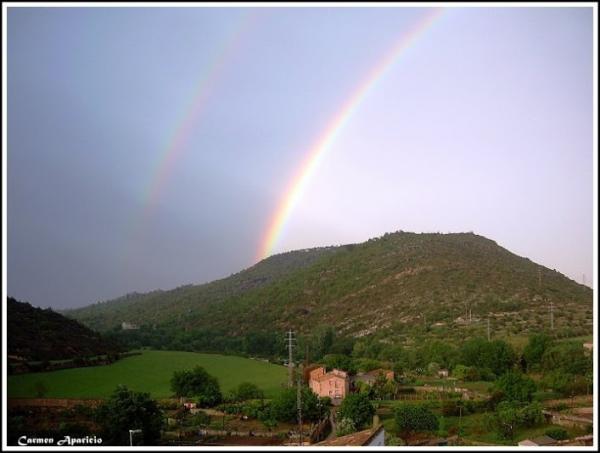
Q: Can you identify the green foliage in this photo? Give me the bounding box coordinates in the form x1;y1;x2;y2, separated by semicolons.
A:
495;401;520;439
233;382;264;401
170;366;222;407
65;232;592;358
541;371;589;397
322;354;356;374
488;400;544;440
7;297;123;361
494;371;537;403
459;338;516;376
545;428;568;441
95;385;163;446
336;417;357;437
452;364;480;381
394;403;439;442
271;386;322;423
541;342;591;376
338;393;375;429
522;333;552;371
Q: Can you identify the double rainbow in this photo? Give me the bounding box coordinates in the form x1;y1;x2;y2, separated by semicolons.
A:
256;8;444;261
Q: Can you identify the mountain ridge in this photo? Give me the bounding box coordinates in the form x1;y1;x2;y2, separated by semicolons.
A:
64;231;592;346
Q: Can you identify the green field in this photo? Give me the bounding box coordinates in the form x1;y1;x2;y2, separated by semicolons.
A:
8;350;287;399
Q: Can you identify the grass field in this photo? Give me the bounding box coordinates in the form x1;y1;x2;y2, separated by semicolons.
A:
8;350;287;399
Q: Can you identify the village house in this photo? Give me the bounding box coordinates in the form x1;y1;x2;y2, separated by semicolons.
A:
308;367;349;405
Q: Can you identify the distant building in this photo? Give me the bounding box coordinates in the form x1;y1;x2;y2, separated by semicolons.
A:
583;342;593;353
309;367;349;404
518;435;557;447
315;424;384;446
121;322;139;330
438;369;449;378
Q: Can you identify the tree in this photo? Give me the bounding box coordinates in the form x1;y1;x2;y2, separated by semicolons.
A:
541;342;591;376
495;401;520;439
541;371;589;397
95;385;163;446
494;371;536;403
452;364;479;381
394;403;439;443
170;366;222;407
271;387;321;423
323;354;357;374
338;393;375;429
234;382;264;401
459;338;516;376
522;333;552;371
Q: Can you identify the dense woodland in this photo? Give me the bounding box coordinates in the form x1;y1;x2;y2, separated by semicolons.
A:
7;297;123;362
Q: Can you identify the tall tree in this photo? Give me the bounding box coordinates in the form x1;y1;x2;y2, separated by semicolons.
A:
95;385;163;446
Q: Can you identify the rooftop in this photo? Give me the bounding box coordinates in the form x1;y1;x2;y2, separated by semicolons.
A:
315;425;383;446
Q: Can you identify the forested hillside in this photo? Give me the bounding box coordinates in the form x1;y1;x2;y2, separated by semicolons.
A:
66;232;592;357
7;297;123;361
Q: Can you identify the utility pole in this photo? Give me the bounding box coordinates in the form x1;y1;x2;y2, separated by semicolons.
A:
286;330;296;387
549;299;554;330
297;373;303;446
538;267;542;288
487;317;491;341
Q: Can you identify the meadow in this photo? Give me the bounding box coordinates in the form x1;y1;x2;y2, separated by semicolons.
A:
8;350;287;399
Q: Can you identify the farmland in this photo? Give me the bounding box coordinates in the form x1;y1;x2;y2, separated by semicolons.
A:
8;350;287;399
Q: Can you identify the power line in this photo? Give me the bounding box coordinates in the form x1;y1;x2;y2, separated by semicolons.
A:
286;330;296;387
297;371;303;446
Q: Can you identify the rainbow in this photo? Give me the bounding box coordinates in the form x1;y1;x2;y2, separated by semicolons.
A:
256;8;444;262
142;9;259;219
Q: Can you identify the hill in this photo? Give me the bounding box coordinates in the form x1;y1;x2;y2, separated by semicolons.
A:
65;232;593;349
7;297;123;361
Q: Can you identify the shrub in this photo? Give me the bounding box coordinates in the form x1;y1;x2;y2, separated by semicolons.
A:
394;403;439;442
170;366;222;407
545;428;568;441
338;393;375;429
336;417;357;437
234;382;264;401
493;371;536;403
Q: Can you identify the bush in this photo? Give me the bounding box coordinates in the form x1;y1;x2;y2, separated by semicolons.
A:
170;366;222;407
234;382;264;401
493;371;536;403
95;385;163;446
336;417;357;436
394;403;439;442
338;393;375;429
545;428;568;441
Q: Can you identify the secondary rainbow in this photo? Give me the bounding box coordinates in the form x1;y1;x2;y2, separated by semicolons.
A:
142;10;259;219
256;8;444;261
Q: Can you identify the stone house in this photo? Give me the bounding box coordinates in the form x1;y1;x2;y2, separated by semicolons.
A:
308;367;349;404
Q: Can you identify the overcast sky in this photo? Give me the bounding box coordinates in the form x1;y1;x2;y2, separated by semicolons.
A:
7;6;594;309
